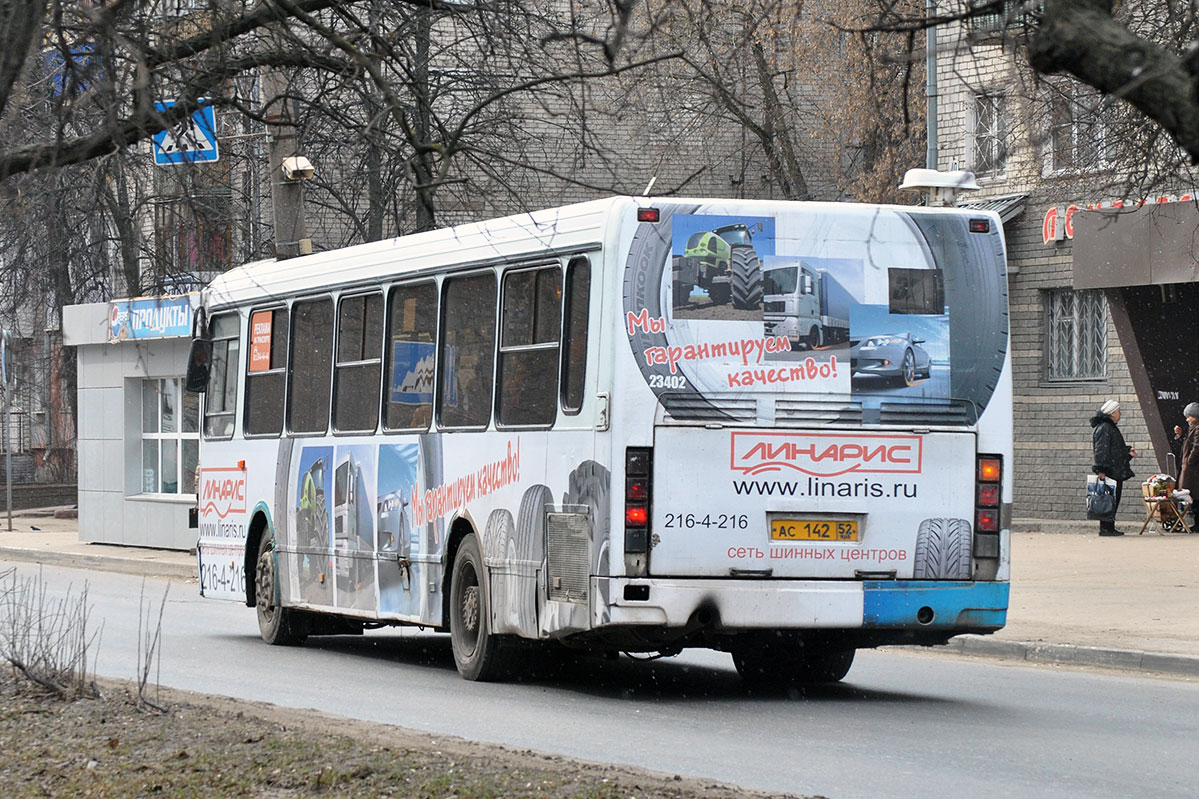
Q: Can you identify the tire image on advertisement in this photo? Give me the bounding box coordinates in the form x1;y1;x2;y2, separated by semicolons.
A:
562;460;611;575
624;202;748;417
913;518;972;579
730;245;762;310
482;507;517;633
507;484;552;638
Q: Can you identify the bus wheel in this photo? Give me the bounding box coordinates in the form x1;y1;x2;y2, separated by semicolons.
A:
732;642;854;687
450;534;515;681
255;535;306;646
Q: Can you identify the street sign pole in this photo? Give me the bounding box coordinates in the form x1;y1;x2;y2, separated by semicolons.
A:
2;330;11;531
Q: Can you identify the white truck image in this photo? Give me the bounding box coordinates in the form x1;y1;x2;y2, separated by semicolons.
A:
762;261;851;349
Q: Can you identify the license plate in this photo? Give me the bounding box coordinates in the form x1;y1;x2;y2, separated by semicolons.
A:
769;518;859;541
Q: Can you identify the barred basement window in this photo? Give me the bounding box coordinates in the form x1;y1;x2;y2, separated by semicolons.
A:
1047;289;1107;380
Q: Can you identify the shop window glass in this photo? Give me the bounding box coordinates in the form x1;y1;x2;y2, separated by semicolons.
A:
142;378;200;494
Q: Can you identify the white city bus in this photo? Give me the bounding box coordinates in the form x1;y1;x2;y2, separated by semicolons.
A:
190;196;1012;684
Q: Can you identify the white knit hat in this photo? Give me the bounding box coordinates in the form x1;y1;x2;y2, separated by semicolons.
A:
1100;399;1120;416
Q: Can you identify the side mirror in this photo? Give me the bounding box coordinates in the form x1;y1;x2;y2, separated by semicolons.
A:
185;338;213;393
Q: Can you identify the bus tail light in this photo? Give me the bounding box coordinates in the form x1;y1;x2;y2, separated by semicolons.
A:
975;454;1003;549
625;447;652;553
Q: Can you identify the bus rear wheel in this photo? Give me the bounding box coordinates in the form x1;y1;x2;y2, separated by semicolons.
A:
450;534;519;681
255;534;306;646
731;641;854;688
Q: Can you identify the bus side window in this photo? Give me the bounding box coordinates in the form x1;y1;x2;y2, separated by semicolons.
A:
244;307;288;436
383;282;437;431
560;256;590;414
288;298;334;434
333;293;383;433
498;265;561;427
438;273;497;429
202;313;240;439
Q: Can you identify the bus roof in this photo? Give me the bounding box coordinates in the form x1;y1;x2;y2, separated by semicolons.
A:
203;196;630;309
201;196;999;310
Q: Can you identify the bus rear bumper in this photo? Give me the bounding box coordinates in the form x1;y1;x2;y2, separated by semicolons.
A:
595;578;1008;633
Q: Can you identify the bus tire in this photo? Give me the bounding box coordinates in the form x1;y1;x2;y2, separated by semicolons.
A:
730;246;762;309
913;518;972;579
732;641;854;687
450;533;516;681
255;534;306;646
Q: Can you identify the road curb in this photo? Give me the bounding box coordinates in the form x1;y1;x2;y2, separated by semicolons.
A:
938;634;1199;677
0;546;196;581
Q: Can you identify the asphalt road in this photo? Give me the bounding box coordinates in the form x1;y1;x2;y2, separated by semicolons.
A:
7;560;1198;799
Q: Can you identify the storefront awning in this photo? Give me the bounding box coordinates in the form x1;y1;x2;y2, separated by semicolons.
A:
1073;202;1199;289
958;193;1028;223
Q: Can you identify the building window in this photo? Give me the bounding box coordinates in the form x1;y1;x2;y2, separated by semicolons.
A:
1047;289;1107;380
973;94;1007;177
1047;84;1113;174
971;0;1039;33
142;378;199;495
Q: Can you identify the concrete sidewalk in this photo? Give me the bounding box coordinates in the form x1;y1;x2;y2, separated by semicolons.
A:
0;509;1196;677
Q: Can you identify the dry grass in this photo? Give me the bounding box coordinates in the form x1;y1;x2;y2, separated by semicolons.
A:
1;678;814;799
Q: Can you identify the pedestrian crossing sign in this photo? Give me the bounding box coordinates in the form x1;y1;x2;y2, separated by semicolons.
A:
152;99;219;165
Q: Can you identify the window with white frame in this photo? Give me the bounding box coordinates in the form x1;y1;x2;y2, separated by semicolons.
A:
1047;84;1113;173
142;378;199;495
973;93;1008;177
1047;289;1107;380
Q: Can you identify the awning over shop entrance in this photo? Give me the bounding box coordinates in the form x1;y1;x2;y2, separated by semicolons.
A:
1073;202;1199;289
1069;201;1199;475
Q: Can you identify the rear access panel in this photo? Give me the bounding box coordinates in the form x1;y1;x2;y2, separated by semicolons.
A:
648;427;977;580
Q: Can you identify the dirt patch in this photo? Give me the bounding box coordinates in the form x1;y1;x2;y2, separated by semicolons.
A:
0;677;818;799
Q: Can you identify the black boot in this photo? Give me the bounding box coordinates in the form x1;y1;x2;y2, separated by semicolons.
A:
1099;520;1123;536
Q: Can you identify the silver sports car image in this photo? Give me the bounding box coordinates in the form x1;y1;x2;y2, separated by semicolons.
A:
850;332;932;386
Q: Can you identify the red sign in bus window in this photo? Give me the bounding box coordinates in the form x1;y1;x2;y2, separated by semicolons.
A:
249;310;273;372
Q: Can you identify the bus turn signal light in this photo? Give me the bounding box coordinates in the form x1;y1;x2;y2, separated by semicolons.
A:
977;457;1001;483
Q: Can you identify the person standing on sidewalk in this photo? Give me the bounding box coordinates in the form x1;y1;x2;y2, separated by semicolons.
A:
1173;402;1199;524
1091;399;1136;536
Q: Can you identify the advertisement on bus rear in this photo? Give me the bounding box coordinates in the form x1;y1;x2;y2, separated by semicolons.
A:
622;203;1007;415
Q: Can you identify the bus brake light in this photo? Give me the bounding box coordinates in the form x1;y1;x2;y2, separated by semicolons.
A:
637;208;661;223
625;447;652;554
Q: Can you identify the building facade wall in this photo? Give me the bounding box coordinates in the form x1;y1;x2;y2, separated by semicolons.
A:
935;27;1154;524
66;303;196;550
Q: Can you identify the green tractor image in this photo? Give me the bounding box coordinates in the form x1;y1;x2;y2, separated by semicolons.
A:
672;222;764;309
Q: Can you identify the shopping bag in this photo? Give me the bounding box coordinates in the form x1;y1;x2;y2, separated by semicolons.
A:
1086;474;1117;520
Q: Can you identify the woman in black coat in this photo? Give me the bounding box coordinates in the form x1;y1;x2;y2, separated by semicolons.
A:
1091;399;1136;536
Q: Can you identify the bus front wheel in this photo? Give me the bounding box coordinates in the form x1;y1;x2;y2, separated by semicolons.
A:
450;534;518;681
255;534;306;646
